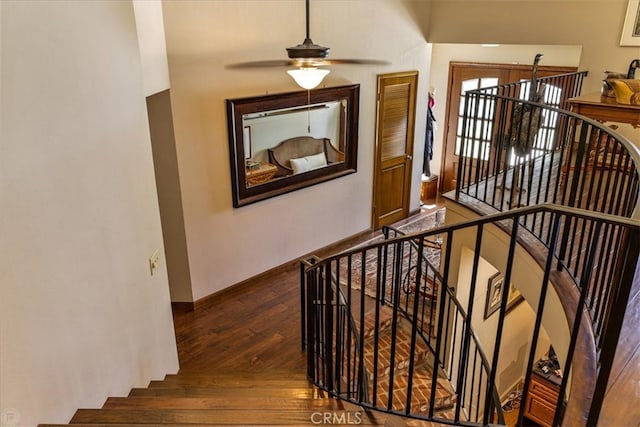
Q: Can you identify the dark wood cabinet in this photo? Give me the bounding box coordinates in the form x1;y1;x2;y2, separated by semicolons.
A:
568;92;640;126
524;373;560;427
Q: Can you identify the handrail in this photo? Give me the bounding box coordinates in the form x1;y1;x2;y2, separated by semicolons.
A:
458;75;640;220
451;69;640;425
302;70;640;426
457;75;639;353
303;222;506;423
302;256;370;402
302;203;640;425
383;224;505;424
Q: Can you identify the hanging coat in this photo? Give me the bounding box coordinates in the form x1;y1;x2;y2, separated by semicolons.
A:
423;95;435;176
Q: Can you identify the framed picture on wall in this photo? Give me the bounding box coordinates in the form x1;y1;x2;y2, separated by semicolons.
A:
484;273;523;319
621;0;640;46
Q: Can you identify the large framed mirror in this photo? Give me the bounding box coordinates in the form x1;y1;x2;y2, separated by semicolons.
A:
227;84;360;207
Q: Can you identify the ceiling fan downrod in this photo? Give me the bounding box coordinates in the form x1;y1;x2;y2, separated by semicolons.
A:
286;0;329;60
305;0;310;40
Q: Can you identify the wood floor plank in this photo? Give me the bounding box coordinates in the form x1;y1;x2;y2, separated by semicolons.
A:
597;344;640;426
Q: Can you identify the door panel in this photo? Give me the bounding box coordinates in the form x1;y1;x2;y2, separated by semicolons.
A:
378;164;406;216
373;72;418;229
440;62;577;193
442;67;509;192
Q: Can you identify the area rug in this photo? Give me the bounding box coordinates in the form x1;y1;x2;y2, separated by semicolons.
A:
336;208;445;300
359;208;446;248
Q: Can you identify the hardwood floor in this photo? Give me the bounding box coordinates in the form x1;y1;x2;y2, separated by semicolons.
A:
173;259;307;372
171;201;640;426
173;205;442;374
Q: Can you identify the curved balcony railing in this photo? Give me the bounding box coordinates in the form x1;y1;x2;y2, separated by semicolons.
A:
302;204;640;426
302;71;640;426
302;222;505;424
456;72;640;423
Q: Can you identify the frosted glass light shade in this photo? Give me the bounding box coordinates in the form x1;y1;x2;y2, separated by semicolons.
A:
287;68;330;90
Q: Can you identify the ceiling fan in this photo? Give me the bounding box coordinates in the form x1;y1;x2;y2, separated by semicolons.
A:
226;0;390;89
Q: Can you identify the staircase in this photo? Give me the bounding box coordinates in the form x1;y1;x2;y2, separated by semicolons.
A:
38;370;453;426
38;304;456;426
360;305;456;420
39;221;456;427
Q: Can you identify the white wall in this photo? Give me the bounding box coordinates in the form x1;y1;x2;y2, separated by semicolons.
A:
444;201;570;382
0;2;179;425
427;44;583;177
455;248;551;396
162;0;432;300
133;0;170;96
427;0;637;94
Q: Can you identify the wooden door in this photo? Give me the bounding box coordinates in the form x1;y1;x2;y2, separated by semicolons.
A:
372;71;418;229
440;62;578;193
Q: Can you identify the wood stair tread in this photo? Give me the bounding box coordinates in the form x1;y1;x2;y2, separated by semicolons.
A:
70;408;381;425
149;377;313;388
103;396;344;410
128;386;323;398
167;370;308;380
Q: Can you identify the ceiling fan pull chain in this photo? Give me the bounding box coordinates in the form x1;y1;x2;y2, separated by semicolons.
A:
307;89;311;133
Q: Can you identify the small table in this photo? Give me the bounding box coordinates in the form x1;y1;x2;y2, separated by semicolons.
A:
564;93;640;176
568;92;640;127
246;163;278;186
523;369;561;427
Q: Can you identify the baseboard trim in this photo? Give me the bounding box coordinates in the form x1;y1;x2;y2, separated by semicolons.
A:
190;227;375;312
176;208;439;313
409;207;421;217
171;301;195;312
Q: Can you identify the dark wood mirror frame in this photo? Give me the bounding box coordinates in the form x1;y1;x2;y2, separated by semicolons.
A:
226;84;360;207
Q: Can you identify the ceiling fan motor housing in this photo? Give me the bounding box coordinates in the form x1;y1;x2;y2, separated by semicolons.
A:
286;38;330;59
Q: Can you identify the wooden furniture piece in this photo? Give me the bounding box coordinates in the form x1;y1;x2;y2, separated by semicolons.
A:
268;136;344;177
524;371;561;427
421;175;439;204
568;92;640;127
562;93;640;178
245;162;278;186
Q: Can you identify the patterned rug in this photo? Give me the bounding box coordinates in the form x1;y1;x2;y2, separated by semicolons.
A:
356;208;446;249
337;209;445;300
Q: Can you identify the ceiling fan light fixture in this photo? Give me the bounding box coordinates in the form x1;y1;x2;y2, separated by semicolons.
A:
287;67;330;90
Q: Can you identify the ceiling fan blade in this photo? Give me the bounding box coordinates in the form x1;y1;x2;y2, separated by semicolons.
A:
323;59;391;66
226;57;390;70
225;60;296;69
226;0;391;71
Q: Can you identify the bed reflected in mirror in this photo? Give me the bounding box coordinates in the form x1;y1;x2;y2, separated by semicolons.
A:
227;84;359;207
243;100;346;187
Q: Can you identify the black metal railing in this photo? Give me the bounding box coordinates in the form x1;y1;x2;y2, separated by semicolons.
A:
456;72;640;363
382;225;504;423
301;70;640;426
302;223;504;424
302;205;640;426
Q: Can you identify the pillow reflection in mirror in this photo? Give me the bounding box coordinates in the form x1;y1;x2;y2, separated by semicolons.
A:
290;152;328;174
